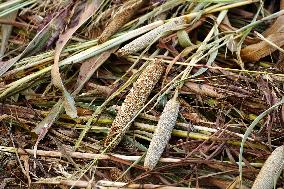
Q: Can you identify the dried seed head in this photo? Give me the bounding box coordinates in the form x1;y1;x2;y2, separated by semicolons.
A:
104;60;164;150
116;17;186;56
98;0;147;44
252;145;284;189
144;98;180;170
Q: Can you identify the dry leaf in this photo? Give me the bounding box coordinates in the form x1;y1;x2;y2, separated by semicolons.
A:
241;33;284;62
0;10;17;59
51;0;102;118
184;82;224;98
241;14;284;62
74;48;117;93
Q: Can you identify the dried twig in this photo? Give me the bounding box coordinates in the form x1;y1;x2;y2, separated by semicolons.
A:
35;179;200;189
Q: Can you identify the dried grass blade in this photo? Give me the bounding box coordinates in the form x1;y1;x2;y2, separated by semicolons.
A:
51;0;102;118
133;0;186;27
0;21;163;99
239;98;284;184
32;99;64;160
33;48;114;151
0;9;66;77
0;0;24;11
0;0;35;17
191;10;227;78
0;10;17;59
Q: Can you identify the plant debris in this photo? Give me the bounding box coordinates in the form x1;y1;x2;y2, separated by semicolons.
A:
1;0;284;188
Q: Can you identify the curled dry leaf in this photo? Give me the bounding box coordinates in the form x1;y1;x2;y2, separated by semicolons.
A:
240;33;284;62
241;15;284;62
177;30;192;48
144;97;180;170
104;59;164;150
252;145;284;189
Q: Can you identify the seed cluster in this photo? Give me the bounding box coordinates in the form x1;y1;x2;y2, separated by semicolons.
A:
144;98;180;170
98;0;146;44
252;145;284;189
116;17;186;56
104;60;164;150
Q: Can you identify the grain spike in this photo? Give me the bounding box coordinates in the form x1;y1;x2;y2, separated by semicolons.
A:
104;59;164;151
144;97;180;170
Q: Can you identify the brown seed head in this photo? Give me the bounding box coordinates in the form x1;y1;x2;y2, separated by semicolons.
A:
104;59;164;150
98;0;147;44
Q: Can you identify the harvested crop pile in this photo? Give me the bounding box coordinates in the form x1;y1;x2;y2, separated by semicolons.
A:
1;0;284;188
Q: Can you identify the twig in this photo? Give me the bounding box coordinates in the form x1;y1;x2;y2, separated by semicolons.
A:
0;19;36;29
0;146;263;168
35;179;200;189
